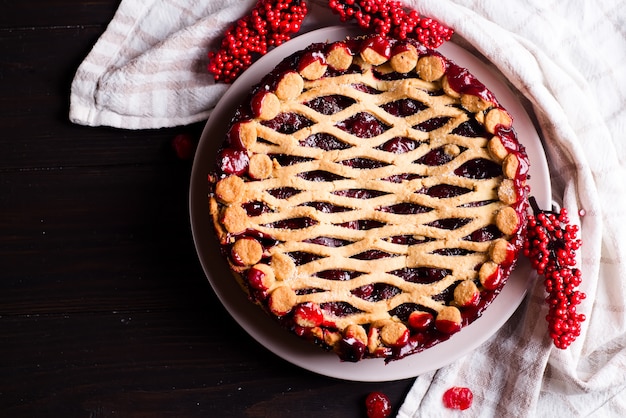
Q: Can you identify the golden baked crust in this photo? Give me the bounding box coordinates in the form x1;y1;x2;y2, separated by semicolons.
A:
208;35;529;362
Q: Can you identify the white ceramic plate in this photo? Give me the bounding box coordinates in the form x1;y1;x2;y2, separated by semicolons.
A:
190;26;551;382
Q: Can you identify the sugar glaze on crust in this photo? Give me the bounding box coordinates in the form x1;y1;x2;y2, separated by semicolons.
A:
208;35;529;362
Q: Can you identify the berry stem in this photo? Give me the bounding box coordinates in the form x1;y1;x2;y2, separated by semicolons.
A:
523;196;586;349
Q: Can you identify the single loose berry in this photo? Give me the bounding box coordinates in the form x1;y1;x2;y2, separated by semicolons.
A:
365;391;392;418
171;133;196;160
442;386;473;410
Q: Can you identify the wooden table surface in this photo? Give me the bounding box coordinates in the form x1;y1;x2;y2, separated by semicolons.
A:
0;1;416;416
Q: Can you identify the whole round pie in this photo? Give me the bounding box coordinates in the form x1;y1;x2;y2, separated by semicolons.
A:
208;34;529;362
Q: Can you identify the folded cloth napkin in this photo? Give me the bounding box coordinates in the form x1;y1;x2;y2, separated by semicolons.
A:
69;0;337;128
70;0;626;416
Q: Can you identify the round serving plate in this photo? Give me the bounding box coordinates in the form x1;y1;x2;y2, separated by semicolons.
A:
190;26;551;382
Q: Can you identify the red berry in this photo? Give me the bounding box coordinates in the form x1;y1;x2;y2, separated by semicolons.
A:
171;133;196;160
408;311;433;331
435;318;461;334
365;391;392;418
247;265;270;290
442;386;473;410
293;302;324;327
218;148;249;175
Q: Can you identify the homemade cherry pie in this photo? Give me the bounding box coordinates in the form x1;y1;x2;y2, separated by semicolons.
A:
208;34;529;362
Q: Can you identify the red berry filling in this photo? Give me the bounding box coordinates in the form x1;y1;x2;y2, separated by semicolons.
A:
408;311;434;330
293;302;324;327
336;112;390;138
436;318;462;334
455;158;502;179
378;136;421;154
247;266;270;290
415;116;451;132
300;132;350;151
305;95;356;115
336;336;367;363
382;98;428;117
262;112;313;134
218;148;249;175
446;64;496;103
362;36;392;59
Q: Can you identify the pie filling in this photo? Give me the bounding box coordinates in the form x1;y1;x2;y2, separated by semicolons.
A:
208;35;529;362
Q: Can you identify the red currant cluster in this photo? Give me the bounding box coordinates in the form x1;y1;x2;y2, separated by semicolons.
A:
207;1;454;83
523;198;586;349
327;0;453;48
207;0;308;83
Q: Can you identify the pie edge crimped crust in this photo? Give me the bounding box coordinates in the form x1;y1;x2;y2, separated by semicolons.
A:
208;35;529;362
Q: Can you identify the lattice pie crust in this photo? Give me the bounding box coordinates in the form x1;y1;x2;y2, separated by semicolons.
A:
208;35;529;362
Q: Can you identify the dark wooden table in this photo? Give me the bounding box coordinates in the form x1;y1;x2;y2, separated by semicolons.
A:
0;2;415;416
